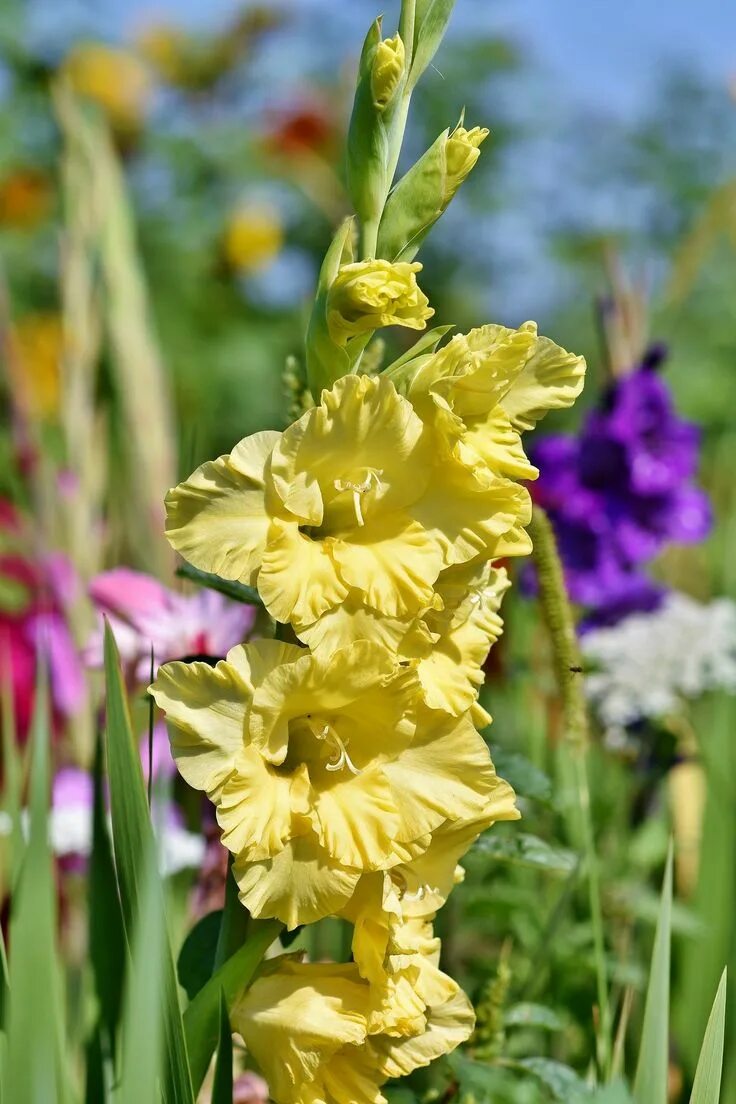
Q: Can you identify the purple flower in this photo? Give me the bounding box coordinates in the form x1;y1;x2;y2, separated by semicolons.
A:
531;351;711;627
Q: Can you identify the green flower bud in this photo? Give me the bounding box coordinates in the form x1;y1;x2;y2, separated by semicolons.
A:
376;121;489;263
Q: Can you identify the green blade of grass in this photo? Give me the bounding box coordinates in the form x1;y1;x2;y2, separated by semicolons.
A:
89;730;128;1050
211;993;234;1104
633;843;673;1104
116;847;166;1104
183;918;281;1095
4;680;70;1102
689;968;728;1104
104;622;194;1104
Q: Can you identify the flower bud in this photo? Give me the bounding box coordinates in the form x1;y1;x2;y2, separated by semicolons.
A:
371;34;405;110
326;260;433;345
444;125;489;201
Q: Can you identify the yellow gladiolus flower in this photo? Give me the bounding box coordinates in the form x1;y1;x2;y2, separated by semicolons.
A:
444;125;489;201
165;374;531;649
151;637;502;927
232;961;374;1104
326;260;433;346
62;43;151;133
222;203;284;273
233;958;474;1104
404;320;586;482
371;34;405;109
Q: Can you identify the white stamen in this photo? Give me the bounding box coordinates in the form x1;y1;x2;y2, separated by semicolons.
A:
308;719;361;775
333;469;383;528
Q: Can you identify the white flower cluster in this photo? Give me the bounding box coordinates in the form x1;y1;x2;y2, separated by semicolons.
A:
582;592;736;728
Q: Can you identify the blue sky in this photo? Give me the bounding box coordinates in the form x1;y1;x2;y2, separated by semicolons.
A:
53;0;736;120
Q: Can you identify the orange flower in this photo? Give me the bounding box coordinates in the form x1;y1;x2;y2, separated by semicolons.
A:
0;168;52;230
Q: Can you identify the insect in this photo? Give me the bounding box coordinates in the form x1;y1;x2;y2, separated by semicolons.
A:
569;665;584;674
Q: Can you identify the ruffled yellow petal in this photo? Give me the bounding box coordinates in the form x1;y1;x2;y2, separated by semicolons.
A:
234;831;360;929
258;520;349;626
232;961;369;1104
297;595;435;657
418;564;510;716
384;711;498;845
396;789;519;916
314;767;401;869
215;750;301;861
463;406;538;481
164;430;278;584
331;512;443;617
412;455;531;566
500;334;586;432
409;322;537;418
371;990;475;1079
149;658;249;796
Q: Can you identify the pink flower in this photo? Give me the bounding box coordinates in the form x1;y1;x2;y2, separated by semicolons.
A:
233;1072;269;1104
85;568;257;680
0;550;85;741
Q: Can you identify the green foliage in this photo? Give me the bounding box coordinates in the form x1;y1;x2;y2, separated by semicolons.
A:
104;623;195;1104
690;971;727;1104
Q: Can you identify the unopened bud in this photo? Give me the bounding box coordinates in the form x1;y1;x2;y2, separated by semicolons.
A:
371;34;405;110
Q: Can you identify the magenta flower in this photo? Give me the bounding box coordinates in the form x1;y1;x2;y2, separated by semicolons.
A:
85;568;257;679
0;547;85;741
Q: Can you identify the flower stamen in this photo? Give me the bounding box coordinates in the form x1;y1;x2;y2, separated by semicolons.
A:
333;468;383;527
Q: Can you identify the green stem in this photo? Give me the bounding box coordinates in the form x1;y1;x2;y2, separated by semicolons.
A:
529;505;612;1080
214;855;251;970
398;0;416;64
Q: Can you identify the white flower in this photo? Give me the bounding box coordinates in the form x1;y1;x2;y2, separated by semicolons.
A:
582;592;736;728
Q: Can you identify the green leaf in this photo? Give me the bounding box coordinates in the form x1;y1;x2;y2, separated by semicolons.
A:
514;1057;591;1100
589;1083;634;1104
490;750;554;806
183;919;282;1095
306;219;353;394
5;681;70;1102
177;911;223;1002
104;623;195;1104
377;129;449;261
409;0;458;88
117;847;166;1104
1;670;24;889
211;994;233;1104
473;831;578;875
84;1024;107;1104
383;324;453;377
504;1002;564;1031
689;968;727;1104
175;562;261;607
89;732;127;1047
633;844;673;1104
0;924;8;1032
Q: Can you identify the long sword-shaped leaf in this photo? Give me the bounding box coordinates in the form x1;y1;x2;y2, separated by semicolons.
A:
184;919;281;1095
116;847;166;1104
689;968;727;1104
633;844;673;1104
211;994;234;1104
5;681;70;1102
89;731;128;1050
104;623;194;1104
